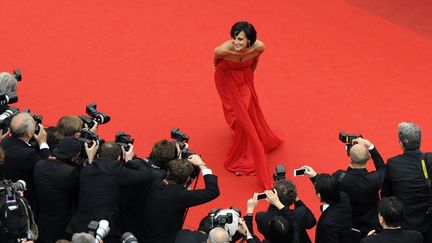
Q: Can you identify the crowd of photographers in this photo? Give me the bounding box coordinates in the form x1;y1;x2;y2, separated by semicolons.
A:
0;70;431;243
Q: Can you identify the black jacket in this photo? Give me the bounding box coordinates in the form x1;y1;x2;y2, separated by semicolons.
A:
66;157;157;236
315;192;352;243
256;200;316;243
381;150;432;232
33;158;80;243
136;174;220;243
360;229;423;243
333;147;386;234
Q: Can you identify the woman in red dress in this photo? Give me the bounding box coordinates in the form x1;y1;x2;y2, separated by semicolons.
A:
214;21;282;189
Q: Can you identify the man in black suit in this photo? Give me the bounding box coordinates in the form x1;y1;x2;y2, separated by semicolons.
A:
303;137;386;242
34;137;97;243
360;196;423;243
0;112;51;219
137;154;220;243
255;179;316;243
175;216;212;243
382;122;432;243
66;142;157;243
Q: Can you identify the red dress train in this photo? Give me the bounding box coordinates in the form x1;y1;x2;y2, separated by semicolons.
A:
214;59;282;189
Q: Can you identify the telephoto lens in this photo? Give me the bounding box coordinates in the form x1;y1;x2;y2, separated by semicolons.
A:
95;220;110;243
121;232;138;243
14;180;27;191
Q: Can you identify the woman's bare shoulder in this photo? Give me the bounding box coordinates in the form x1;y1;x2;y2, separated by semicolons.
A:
253;40;265;52
214;40;233;56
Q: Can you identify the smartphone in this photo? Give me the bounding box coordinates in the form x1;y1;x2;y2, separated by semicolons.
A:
257;192;267;200
293;168;306;176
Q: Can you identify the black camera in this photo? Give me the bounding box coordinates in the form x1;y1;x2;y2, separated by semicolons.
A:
209;209;233;227
0;180;26;211
0;92;18;106
80;103;111;128
13;69;22;82
23;109;43;135
0;107;20;133
273;164;286;181
79;128;104;148
115;131;134;152
171;127;191;158
339;132;362;155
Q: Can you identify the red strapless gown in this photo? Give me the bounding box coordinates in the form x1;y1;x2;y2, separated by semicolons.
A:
214;59;282;189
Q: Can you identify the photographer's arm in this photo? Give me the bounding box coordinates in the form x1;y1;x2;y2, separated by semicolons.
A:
294;199;317;229
34;124;51;158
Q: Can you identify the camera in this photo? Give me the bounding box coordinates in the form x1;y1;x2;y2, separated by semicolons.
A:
0;92;18;106
339;132;362;155
88;220;110;243
121;232;139;243
115;131;134;152
79;128;104;148
13;69;22;81
0;180;26;211
273;164;286;181
23;109;43;135
80;103;111;128
209;209;233;227
170;128;200;179
0;107;20;133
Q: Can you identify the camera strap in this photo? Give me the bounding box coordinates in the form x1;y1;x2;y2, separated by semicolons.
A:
420;153;432;190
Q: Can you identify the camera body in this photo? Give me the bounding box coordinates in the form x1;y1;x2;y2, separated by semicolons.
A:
273;164;286;181
80;128;104;148
170;128;200;179
339;132;362;155
80;103;111;128
0;107;20;133
115;131;134;152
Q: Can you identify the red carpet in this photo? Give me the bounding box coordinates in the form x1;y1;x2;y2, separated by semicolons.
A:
1;0;432;240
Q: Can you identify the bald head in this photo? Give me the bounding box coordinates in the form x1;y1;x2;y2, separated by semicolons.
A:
10;112;35;139
208;227;229;243
349;144;370;165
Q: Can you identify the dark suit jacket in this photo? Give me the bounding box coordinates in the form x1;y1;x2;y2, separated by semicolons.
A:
175;230;208;243
33;158;80;243
315;192;352;243
136;174;219;243
66;157;156;236
333;147;386;234
256;200;316;243
360;229;423;243
0;136;51;219
381;150;432;232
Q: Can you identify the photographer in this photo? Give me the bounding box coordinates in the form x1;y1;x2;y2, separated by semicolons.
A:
33;137;97;242
137;154;220;243
175;215;212;243
255;179;315;243
302;137;385;242
360;197;423;243
382;122;432;242
0;112;51;220
67;142;158;243
0;72;18;113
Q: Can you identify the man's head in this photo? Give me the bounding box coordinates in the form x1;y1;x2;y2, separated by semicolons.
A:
268;216;294;243
71;232;95;243
314;173;340;204
398;122;421;151
98;142;122;161
378;196;404;228
55;116;83;140
149;140;178;170
53;137;82;164
165;158;193;185
349;144;370;167
0;72;18;94
10;112;35;141
273;179;297;207
207;227;229;243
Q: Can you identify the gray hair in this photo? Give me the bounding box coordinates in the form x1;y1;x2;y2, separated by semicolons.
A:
208;227;230;243
398;122;421;150
0;72;17;94
10;113;35;138
71;232;95;243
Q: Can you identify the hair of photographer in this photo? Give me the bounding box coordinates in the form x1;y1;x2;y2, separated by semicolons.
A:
349;144;370;166
98;142;122;160
398;122;421;151
378;196;404;228
53;137;82;162
314;173;340;204
0;72;18;94
10;112;35;140
149;139;177;169
273;179;297;207
166;158;194;185
268;216;294;243
55;116;83;140
71;232;95;243
208;227;230;243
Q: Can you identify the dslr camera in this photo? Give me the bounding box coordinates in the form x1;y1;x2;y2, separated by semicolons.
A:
88;220;110;243
0;107;19;134
339;132;362;155
80;128;104;148
170;128;200;179
80;103;111;128
115;131;134;152
273;164;286;181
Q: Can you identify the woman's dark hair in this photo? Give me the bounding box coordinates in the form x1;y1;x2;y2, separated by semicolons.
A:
314;173;340;204
268;216;294;243
230;21;257;47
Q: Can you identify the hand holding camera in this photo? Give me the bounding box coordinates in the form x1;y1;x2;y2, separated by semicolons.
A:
85;141;99;163
122;144;135;162
33;124;47;145
188;154;206;167
352;137;372;149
